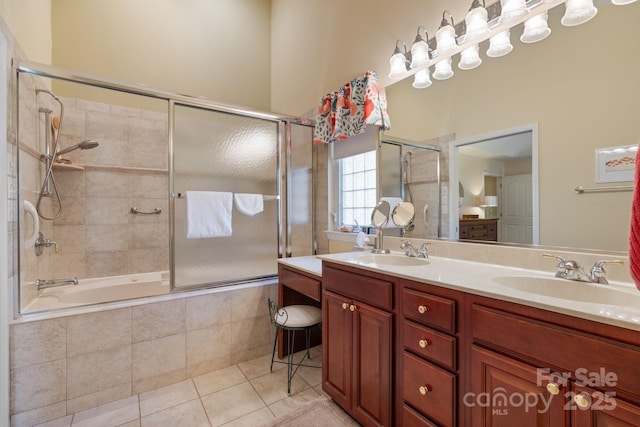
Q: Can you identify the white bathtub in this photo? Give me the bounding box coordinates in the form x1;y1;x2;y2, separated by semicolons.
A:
23;271;171;313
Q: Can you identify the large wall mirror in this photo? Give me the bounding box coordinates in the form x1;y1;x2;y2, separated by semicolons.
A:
382;4;638;254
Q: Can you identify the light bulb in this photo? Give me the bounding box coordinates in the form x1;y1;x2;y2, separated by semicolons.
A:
487;30;513;58
561;0;598;26
459;45;482;70
433;58;454;80
436;24;457;57
465;7;489;43
411;38;431;69
499;0;528;25
521;12;551;43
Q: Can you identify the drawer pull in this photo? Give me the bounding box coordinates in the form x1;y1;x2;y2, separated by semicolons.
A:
419;385;430;396
574;393;590;409
546;383;560;396
418;305;430;314
418;339;430;348
342;302;348;310
349;304;357;312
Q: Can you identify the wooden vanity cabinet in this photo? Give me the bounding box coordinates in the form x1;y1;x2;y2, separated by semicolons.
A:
322;262;394;427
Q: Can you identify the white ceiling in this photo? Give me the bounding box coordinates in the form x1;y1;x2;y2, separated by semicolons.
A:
459;131;532;160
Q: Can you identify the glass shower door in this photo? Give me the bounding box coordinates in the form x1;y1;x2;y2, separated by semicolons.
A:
171;103;280;289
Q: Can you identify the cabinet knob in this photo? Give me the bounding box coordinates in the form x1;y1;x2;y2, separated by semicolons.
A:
342;302;348;310
546;383;560;396
574;393;590;409
418;339;430;348
418;305;430;314
349;304;356;312
419;385;430;396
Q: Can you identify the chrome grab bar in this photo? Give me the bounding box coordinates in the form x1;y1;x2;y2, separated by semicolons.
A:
130;207;162;215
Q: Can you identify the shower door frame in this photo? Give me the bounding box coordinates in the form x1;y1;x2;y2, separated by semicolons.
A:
14;60;315;315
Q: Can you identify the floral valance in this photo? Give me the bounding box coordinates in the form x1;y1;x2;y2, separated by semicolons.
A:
313;70;391;144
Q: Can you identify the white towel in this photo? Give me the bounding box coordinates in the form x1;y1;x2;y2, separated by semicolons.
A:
185;191;232;238
234;193;264;216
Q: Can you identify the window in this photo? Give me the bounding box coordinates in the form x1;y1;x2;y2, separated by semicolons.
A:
339;150;377;228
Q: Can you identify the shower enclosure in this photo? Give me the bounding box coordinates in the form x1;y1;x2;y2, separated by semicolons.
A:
15;61;315;315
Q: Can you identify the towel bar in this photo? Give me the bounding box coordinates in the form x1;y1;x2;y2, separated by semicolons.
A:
574;185;633;194
173;192;279;200
130;207;162;215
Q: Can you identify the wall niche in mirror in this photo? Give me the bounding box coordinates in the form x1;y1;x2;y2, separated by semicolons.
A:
382;4;637;253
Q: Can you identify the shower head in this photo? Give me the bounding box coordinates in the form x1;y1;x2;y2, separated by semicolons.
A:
56;140;99;157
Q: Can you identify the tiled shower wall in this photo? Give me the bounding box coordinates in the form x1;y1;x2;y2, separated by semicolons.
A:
19;91;169;311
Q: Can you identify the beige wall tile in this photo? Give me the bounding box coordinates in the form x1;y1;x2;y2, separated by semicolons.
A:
67;345;131;399
86;250;128;277
186;326;232;378
51;197;85;225
10;319;66;369
51;225;86;254
48;253;86;280
86;224;128;252
126;248;169;274
10;402;67;427
231;315;270;354
84;138;128;168
67;308;131;356
53;170;86;197
230;286;271;322
32;413;73;427
127;174;167;199
86;111;129;140
85;171;128;198
185;292;232;331
71;395;139;427
65;384;132;416
132;333;186;394
86;198;129;225
129;223;168;249
132;299;185;343
11;359;66;414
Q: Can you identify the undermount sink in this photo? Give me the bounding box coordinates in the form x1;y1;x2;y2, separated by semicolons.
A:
492;275;640;307
357;253;429;267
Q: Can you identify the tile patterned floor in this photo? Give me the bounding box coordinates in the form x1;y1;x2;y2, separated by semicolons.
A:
34;346;347;427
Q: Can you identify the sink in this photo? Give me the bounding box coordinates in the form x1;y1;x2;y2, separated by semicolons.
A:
357;253;429;267
492;276;640;307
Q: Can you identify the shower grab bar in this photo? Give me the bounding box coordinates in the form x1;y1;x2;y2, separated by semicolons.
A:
130;207;162;215
574;185;633;194
173;192;280;201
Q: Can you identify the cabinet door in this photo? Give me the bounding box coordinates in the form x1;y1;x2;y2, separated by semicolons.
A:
571;385;640;427
322;289;353;409
470;346;568;426
352;301;392;427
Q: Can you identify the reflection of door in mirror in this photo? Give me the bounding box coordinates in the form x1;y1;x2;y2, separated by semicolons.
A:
452;126;538;245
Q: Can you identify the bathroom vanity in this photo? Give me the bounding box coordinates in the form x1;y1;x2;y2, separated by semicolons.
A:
315;250;640;427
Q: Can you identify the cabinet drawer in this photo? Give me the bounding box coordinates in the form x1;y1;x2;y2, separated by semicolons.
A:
280;267;321;301
403;288;456;333
403;352;456;427
403;320;456;370
402;404;438;427
323;264;393;311
472;304;640;399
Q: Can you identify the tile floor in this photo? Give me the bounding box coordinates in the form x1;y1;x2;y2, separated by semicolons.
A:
34;346;350;427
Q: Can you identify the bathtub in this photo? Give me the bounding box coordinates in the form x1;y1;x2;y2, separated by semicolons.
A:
23;271;171;314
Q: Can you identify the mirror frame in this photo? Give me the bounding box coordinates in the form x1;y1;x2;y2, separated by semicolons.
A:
449;122;540;244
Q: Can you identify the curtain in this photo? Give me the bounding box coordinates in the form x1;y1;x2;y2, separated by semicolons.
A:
313;70;391;144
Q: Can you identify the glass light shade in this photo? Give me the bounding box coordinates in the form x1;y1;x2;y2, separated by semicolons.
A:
411;39;431;69
433;58;454;80
465;7;490;42
561;0;598;26
499;0;528;24
412;68;433;89
435;25;457;57
521;12;551;43
458;45;482;70
389;52;408;79
612;0;638;4
486;30;513;57
483;196;498;207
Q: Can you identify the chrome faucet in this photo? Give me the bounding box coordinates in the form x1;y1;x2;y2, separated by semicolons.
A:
401;241;429;258
37;277;79;290
34;232;58;256
544;254;623;285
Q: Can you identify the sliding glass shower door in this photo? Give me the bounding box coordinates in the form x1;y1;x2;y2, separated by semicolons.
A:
171;103;280;289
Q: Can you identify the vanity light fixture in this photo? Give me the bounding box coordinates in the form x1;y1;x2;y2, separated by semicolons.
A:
435;11;457;57
458;45;482;70
433;57;454;80
389;40;410;79
561;0;598;26
410;26;431;69
499;0;529;25
486;30;513;57
412;68;433;89
521;11;552;43
465;0;490;43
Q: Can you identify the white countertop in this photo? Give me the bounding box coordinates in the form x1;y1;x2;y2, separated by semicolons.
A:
316;251;640;332
278;255;322;278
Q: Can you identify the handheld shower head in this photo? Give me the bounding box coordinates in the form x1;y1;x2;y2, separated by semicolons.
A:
56;140;99;157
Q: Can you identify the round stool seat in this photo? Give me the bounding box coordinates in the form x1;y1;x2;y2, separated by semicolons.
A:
274;305;322;328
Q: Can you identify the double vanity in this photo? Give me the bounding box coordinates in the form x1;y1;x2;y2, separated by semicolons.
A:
278;241;640;426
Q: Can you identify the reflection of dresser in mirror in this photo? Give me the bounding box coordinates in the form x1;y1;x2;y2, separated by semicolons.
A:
459;216;499;241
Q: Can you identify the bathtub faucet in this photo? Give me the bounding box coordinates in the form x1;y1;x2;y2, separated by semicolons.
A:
37;277;79;290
